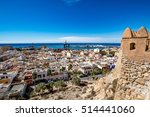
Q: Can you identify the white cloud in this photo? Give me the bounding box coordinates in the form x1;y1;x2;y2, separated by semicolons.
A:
59;36;121;43
0;32;121;43
63;0;81;6
58;36;103;43
52;36;120;43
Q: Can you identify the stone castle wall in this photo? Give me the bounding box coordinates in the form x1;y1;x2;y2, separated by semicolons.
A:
114;26;150;100
114;57;150;100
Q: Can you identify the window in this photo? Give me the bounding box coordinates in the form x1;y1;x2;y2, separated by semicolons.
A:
146;45;149;51
145;40;149;51
130;43;136;50
38;75;41;78
1;77;5;79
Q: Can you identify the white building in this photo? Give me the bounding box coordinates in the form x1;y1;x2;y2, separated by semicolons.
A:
67;52;72;58
79;66;93;75
0;71;18;80
94;48;100;53
32;69;69;81
78;62;93;74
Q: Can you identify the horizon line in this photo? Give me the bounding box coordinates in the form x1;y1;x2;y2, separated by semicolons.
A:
0;42;121;44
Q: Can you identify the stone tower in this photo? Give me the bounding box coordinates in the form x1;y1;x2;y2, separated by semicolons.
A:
121;26;150;62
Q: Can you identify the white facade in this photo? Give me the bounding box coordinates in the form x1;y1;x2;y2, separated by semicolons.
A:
0;71;18;80
67;52;72;58
32;69;69;81
79;67;93;74
94;48;100;53
78;62;93;74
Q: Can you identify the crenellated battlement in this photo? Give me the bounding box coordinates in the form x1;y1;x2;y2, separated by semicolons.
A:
122;26;150;39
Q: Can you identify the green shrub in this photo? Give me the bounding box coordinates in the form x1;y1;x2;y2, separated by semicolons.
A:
46;82;54;92
54;80;66;91
35;83;46;93
47;68;52;76
102;69;107;75
72;77;81;86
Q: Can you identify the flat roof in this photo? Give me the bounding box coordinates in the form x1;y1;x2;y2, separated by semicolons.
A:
9;83;25;94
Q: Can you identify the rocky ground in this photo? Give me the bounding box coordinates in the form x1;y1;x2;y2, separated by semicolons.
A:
30;78;116;100
114;58;150;100
30;81;94;100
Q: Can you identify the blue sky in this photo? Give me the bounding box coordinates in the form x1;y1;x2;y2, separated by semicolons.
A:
0;0;150;43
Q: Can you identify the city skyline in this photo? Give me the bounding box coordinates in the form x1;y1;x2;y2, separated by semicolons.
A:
0;0;150;43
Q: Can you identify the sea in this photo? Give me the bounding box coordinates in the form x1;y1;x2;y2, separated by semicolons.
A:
0;43;120;50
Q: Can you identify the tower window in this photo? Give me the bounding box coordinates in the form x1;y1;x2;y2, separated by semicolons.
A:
130;43;136;50
145;40;149;51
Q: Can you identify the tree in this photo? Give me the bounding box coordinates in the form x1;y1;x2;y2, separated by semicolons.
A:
68;64;73;70
91;70;96;80
0;57;3;62
71;72;81;86
35;84;41;93
15;48;22;51
32;71;37;91
102;69;107;75
100;50;107;56
47;68;52;76
40;83;46;92
46;82;54;93
72;77;81;86
109;51;115;56
93;68;102;75
54;80;66;91
60;67;65;72
32;71;37;80
44;62;49;68
76;70;80;74
35;83;46;93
